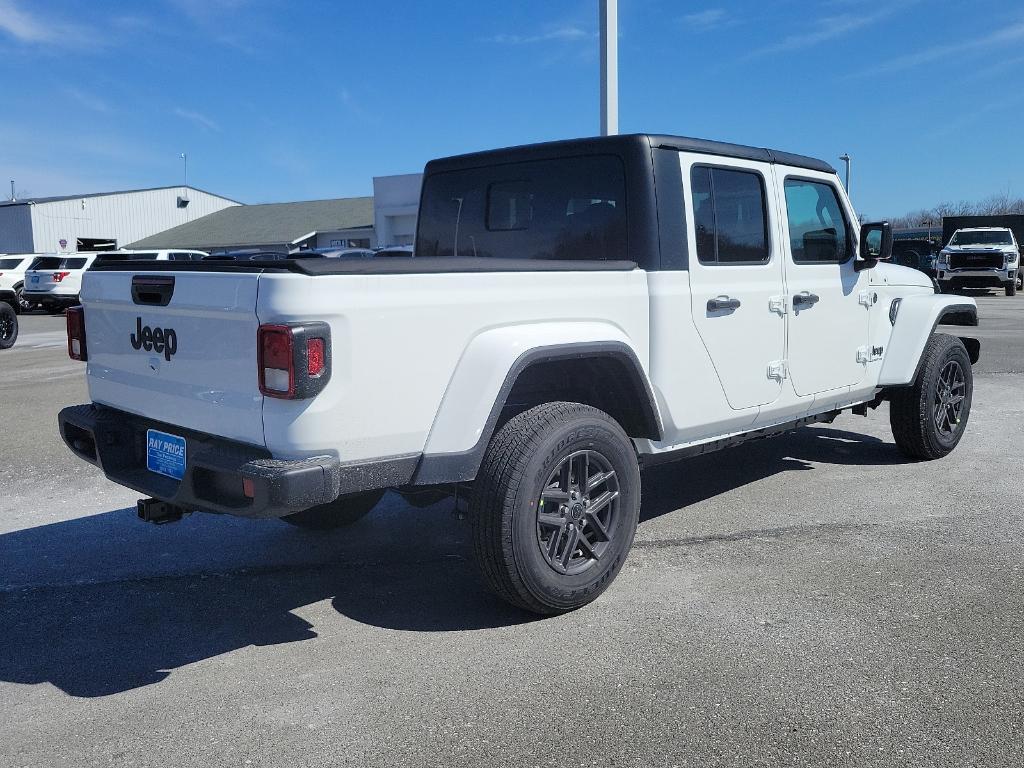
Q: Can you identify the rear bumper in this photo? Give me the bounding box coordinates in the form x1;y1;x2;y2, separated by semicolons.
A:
58;404;418;518
24;291;78;305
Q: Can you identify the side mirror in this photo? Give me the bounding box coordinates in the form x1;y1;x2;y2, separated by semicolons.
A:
856;221;893;271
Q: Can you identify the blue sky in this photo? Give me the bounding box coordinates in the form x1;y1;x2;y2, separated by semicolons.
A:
1;0;1023;218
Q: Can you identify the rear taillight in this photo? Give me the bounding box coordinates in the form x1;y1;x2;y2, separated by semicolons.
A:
53;271;71;282
67;306;87;361
257;322;331;399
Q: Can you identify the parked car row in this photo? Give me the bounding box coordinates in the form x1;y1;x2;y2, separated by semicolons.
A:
0;250;209;314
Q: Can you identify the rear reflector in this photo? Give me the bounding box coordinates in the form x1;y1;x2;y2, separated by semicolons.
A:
307;338;325;377
67;306;87;361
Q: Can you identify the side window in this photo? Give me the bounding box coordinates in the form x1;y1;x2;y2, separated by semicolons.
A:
783;179;851;263
690;166;770;265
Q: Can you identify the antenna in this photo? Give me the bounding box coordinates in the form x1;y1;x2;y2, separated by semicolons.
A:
9;180;14;202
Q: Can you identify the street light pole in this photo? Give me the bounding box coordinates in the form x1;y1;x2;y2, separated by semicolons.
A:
839;153;851;197
600;0;618;136
180;153;188;188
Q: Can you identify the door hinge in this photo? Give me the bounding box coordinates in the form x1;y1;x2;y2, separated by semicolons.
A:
858;290;878;308
857;345;884;363
767;360;788;380
769;295;788;315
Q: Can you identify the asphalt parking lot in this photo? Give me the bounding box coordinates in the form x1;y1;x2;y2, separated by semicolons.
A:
2;295;1022;767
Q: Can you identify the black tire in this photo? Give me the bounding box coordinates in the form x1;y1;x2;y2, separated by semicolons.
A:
1017;271;1023;291
14;285;31;313
1006;280;1017;297
889;334;973;460
0;302;18;349
470;402;641;615
281;489;385;530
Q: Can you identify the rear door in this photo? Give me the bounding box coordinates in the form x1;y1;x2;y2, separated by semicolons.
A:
683;154;786;410
777;171;870;396
82;270;265;446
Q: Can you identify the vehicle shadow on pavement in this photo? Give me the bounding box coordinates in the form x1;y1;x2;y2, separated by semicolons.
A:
0;423;905;698
0;499;534;698
640;424;908;522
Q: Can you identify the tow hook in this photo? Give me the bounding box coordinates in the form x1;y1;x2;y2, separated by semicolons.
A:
137;497;188;524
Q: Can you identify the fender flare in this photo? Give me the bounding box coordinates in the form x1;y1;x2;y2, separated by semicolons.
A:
411;325;661;485
878;295;979;386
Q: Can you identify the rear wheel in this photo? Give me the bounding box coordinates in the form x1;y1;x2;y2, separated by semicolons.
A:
0;302;18;349
470;402;641;615
889;334;973;460
14;285;31;312
281;489;385;530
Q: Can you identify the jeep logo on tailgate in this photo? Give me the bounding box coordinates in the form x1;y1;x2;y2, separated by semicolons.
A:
131;317;178;361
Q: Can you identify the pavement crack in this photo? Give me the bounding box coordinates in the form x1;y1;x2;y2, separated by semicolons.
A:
634;521;883;550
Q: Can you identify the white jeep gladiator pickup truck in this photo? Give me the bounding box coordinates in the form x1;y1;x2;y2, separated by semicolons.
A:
936;227;1020;296
59;134;980;614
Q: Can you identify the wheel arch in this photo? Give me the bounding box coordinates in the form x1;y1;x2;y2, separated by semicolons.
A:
878;296;979;387
411;332;661;485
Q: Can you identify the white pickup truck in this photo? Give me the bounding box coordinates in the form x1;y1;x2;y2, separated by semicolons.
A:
59;134;981;614
936;227;1020;296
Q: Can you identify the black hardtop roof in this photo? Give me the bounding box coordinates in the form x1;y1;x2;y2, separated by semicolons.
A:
425;134;836;175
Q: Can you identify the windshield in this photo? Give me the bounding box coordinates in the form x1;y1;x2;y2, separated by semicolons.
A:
0;258;26;269
951;230;1013;246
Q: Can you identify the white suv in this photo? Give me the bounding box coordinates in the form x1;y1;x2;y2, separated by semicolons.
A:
0;253;39;311
24;250;208;312
23;254;97;313
937;227;1019;296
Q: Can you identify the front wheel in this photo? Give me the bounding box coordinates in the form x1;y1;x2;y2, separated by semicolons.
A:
0;302;18;349
470;402;641;615
281;489;385;530
1006;279;1017;297
889;334;973;460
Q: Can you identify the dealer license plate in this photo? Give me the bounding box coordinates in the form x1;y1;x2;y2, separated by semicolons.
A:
146;429;186;480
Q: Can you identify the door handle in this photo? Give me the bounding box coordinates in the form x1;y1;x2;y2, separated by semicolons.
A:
707;295;741;312
793;291;820;308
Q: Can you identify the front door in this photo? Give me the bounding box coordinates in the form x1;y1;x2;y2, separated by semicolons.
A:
779;174;870;396
684;157;786;410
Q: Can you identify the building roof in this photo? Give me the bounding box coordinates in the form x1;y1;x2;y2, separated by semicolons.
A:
0;185;240;207
128;196;374;250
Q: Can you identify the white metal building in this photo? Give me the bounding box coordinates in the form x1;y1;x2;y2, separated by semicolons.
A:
0;186;239;254
372;173;422;247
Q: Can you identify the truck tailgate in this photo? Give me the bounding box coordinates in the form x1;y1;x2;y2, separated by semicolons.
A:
81;271;265;447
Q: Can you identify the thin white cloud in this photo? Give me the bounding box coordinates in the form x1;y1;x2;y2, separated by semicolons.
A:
855;19;1024;77
487;25;593;45
680;9;728;31
339;88;379;124
746;7;898;58
64;88;112;114
0;0;95;45
173;108;221;133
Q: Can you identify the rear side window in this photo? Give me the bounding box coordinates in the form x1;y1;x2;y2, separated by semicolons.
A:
0;258;25;269
783;179;851;263
690;166;770;264
416;155;627;262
